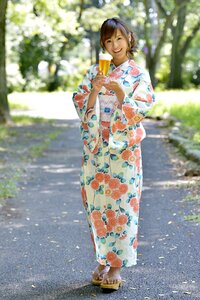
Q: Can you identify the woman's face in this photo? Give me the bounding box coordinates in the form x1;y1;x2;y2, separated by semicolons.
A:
104;29;129;66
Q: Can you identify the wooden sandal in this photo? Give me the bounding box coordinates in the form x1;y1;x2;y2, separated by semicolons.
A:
100;279;122;290
91;266;110;286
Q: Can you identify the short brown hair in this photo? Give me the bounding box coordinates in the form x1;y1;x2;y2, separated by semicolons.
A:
100;18;137;58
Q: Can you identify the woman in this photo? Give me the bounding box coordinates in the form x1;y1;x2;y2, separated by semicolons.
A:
72;18;155;290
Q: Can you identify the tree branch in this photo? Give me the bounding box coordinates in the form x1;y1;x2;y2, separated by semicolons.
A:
77;0;84;23
181;19;200;57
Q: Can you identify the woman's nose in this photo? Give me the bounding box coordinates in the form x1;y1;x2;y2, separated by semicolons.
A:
112;41;118;49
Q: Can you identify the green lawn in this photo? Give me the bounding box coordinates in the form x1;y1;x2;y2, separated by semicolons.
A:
150;90;200;130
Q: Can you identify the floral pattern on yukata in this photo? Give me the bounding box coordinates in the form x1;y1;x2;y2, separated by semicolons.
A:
73;59;155;267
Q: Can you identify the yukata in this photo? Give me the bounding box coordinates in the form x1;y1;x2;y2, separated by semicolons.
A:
72;59;155;267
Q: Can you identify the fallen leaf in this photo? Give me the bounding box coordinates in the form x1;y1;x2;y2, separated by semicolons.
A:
91;293;96;297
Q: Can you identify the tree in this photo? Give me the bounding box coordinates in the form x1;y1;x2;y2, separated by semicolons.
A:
142;0;182;87
168;0;200;88
0;0;10;123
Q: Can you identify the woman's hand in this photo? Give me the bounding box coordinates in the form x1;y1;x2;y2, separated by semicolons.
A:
103;79;125;105
87;71;107;111
92;71;107;93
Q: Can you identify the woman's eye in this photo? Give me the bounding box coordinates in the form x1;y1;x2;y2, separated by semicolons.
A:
106;40;111;44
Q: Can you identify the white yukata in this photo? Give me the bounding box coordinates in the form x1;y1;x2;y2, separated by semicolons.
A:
73;59;155;267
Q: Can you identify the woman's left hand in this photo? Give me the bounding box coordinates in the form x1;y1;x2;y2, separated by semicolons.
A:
103;78;121;93
103;79;125;105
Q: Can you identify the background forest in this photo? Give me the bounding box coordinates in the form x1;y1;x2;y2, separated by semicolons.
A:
0;0;200;123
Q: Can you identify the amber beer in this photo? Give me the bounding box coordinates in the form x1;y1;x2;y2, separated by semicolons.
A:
99;53;112;76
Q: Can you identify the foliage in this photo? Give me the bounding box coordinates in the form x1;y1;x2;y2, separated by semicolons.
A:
3;0;200;93
149;90;200;130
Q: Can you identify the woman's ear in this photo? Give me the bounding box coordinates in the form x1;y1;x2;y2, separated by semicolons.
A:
128;33;131;42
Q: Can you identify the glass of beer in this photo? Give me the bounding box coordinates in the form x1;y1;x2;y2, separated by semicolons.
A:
99;53;112;76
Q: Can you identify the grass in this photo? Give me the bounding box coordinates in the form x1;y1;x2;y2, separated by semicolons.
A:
0;112;63;200
184;214;200;222
12;115;52;125
0;171;21;201
9;102;29;110
149;90;200;130
28;130;62;159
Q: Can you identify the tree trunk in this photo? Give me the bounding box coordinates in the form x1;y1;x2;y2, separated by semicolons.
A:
0;0;10;123
167;0;186;89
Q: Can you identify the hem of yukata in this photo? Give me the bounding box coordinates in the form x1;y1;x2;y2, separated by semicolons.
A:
96;257;138;268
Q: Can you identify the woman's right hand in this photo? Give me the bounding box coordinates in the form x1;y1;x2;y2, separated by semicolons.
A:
92;71;107;93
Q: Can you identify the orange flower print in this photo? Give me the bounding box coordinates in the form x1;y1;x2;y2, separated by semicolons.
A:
133;203;139;213
106;209;115;218
128;130;135;138
133;238;138;249
105;174;111;183
147;93;153;103
82;122;88;130
108;178;120;189
136;158;141;171
82;84;90;93
106;251;117;262
74;94;84;109
128;155;135;164
132;81;139;90
101;121;110;127
121;149;132;161
111;123;117;133
123;105;135;120
116;225;124;234
105;188;112;196
90;179;100;190
130;197;137;207
119;234;127;240
111;258;123;267
115;120;126;131
102;128;110;140
134;147;141;158
111;189;122;200
95;172;104;182
119;183;128;194
107;223;113;232
91;210;102;220
96;227;107;238
117;214;128;225
129;67;140;77
128;138;136;147
107;217;118;227
135;127;144;143
94;219;105;229
81;186;87;208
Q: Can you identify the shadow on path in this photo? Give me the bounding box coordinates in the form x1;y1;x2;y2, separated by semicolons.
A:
0;119;199;300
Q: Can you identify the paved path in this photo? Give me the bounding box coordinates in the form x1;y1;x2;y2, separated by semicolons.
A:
0;118;200;300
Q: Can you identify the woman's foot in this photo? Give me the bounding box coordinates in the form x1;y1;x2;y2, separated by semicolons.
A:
92;264;110;285
101;267;122;290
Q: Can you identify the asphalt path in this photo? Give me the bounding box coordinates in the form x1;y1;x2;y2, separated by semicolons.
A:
0;118;199;300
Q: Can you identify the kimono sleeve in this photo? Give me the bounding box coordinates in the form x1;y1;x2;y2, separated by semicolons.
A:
72;66;96;121
72;65;100;153
120;70;155;125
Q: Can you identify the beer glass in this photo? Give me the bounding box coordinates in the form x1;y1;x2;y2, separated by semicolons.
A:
99;53;112;76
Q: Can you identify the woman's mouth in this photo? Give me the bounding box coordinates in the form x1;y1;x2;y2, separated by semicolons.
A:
113;49;122;54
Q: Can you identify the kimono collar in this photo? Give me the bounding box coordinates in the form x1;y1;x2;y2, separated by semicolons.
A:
109;59;136;76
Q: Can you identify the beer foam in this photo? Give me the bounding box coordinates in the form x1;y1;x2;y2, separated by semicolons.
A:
99;53;112;61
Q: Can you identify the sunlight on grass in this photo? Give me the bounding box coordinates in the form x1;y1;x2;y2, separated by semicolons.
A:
150;90;200;130
12;115;52;125
9;102;29;110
